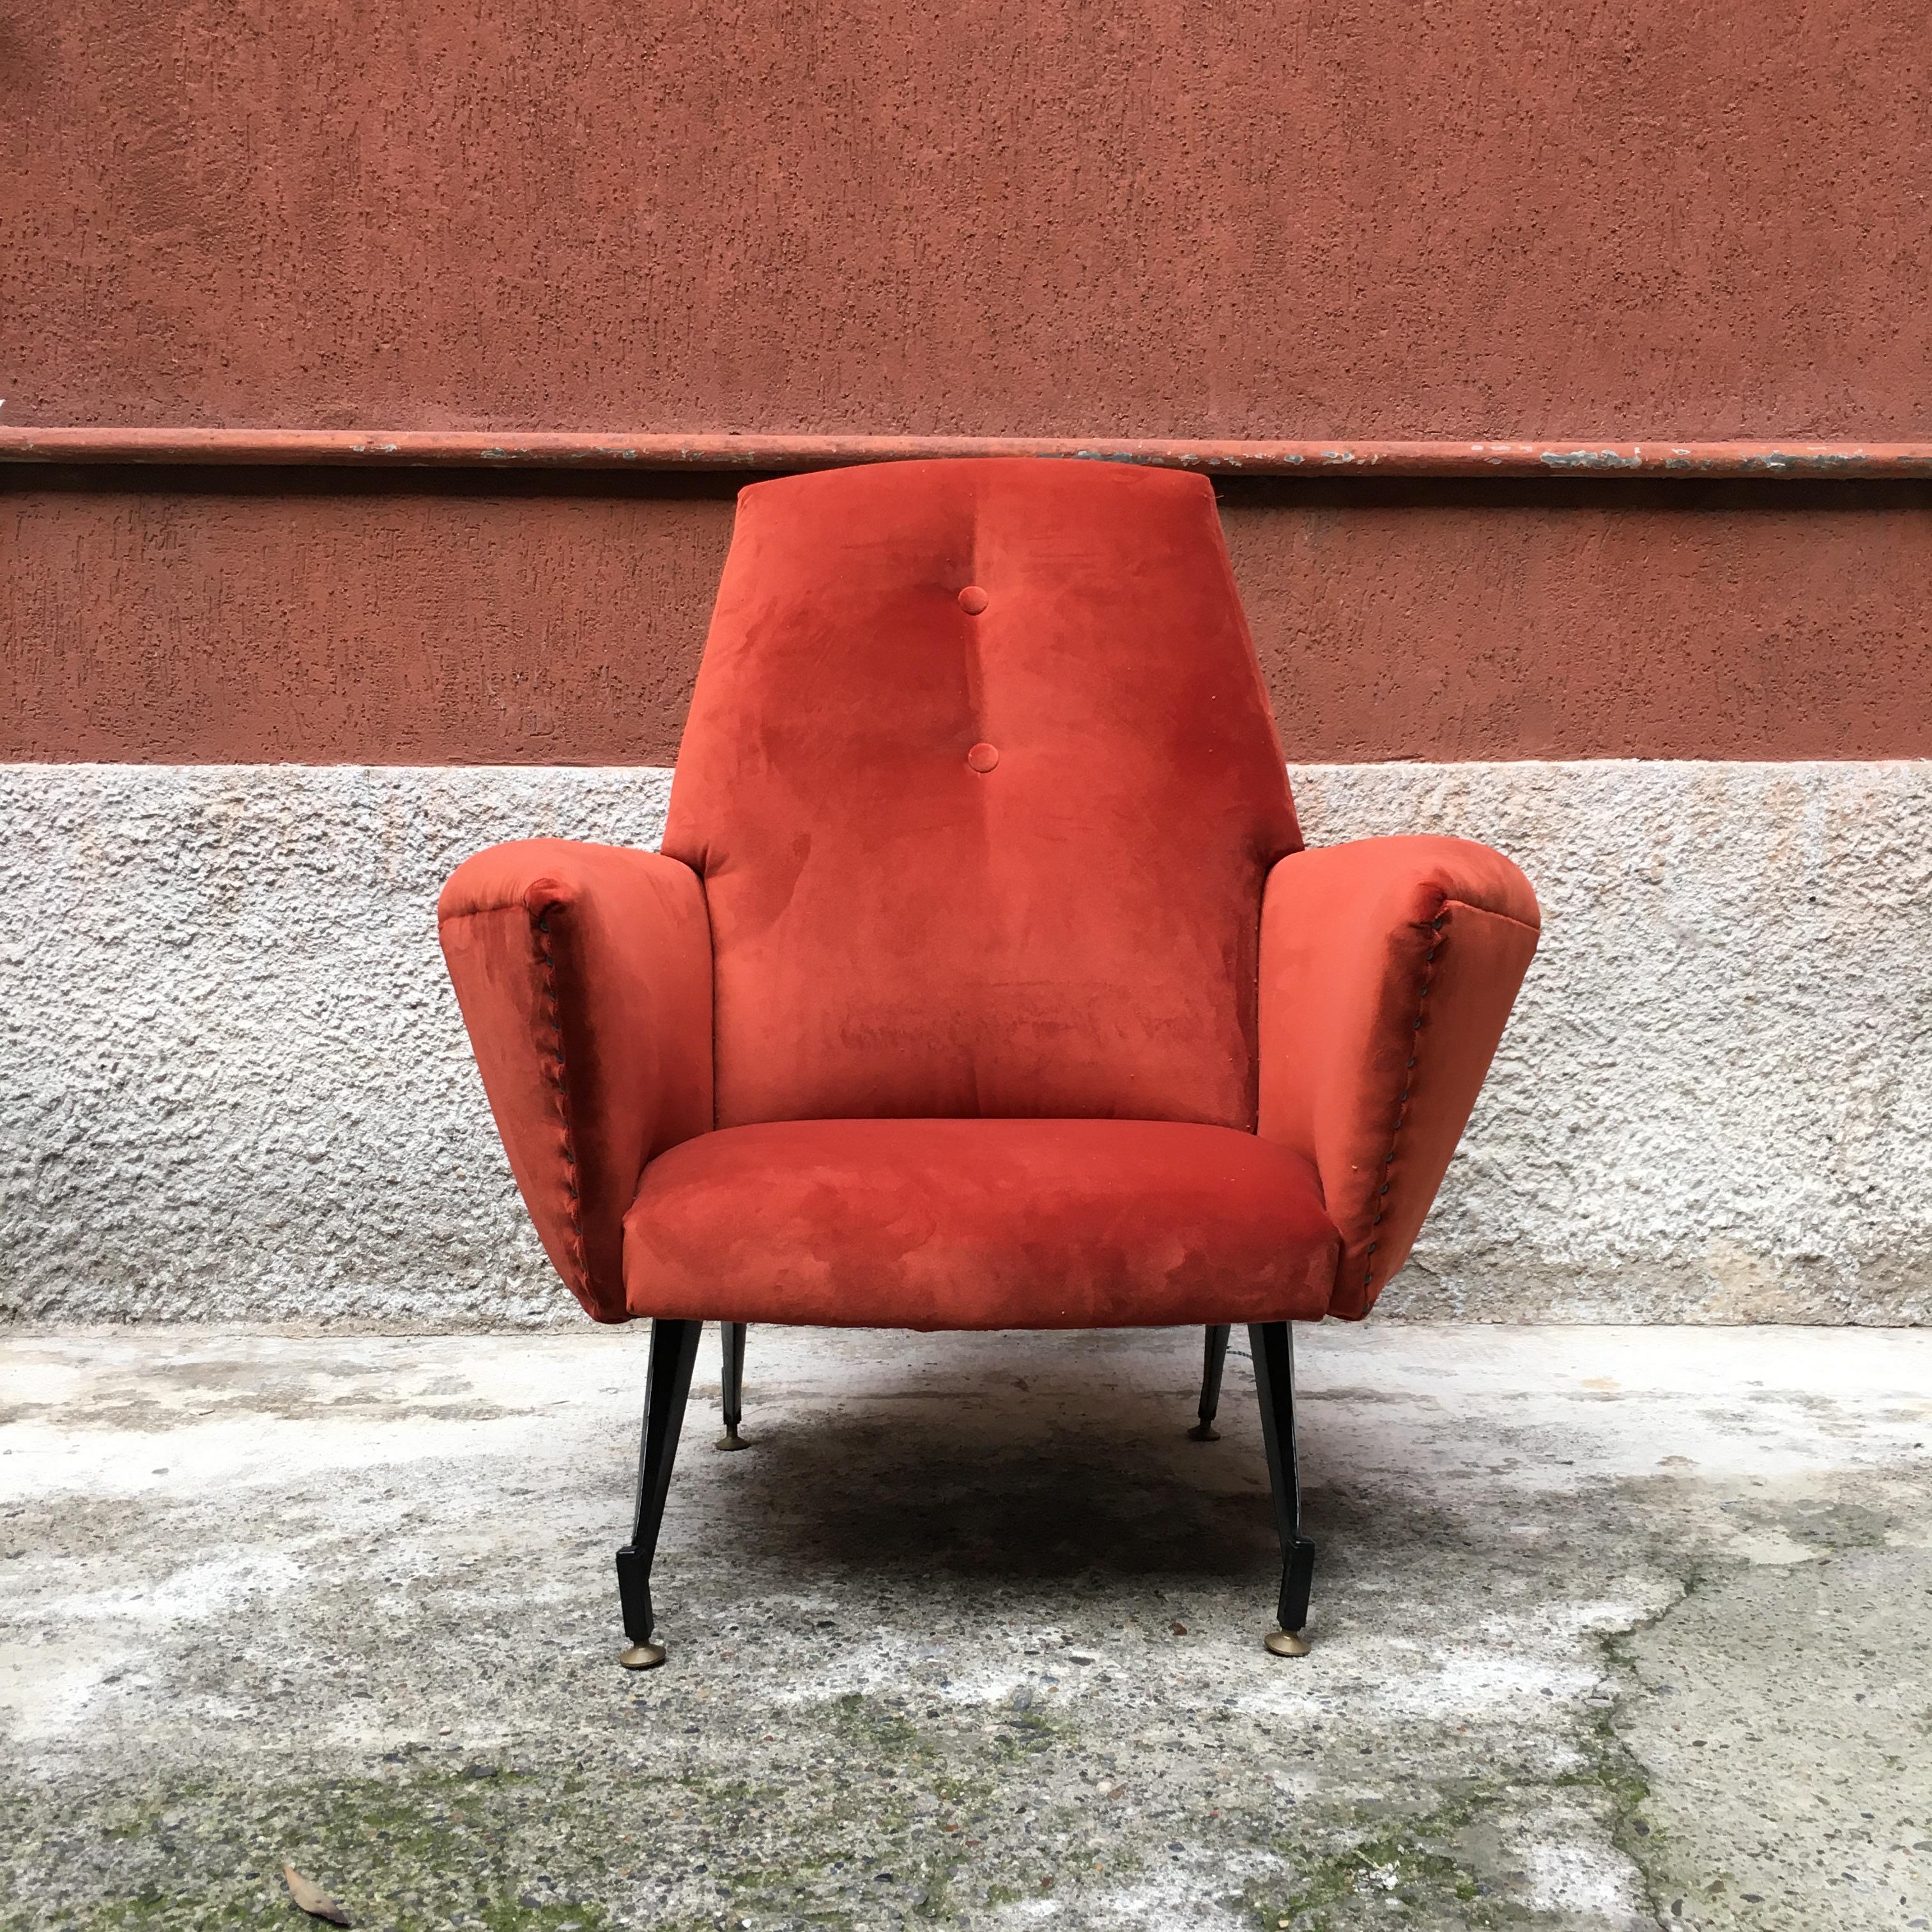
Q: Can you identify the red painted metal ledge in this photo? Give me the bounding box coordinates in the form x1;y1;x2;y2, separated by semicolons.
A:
1;427;1929;477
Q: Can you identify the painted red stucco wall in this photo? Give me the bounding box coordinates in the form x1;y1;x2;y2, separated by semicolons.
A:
4;0;1928;761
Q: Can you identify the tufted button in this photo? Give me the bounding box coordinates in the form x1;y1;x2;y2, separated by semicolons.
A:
957;585;989;615
966;742;999;773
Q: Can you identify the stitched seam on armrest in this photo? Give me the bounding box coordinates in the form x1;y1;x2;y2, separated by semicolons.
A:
1441;896;1540;936
438;901;532;924
532;910;592;1298
1363;910;1447;1297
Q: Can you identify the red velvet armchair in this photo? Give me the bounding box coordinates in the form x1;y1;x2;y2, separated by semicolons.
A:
439;458;1538;1666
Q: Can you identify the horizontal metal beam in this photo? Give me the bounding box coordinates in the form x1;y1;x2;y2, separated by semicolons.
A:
1;427;1929;478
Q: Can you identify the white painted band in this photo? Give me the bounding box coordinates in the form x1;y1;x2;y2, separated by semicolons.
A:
3;763;1926;1326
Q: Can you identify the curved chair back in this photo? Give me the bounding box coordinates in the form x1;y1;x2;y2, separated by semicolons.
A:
664;457;1300;1128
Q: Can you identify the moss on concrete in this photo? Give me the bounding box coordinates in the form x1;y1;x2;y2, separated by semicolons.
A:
3;1763;628;1931
1239;1784;1509;1932
0;1690;1088;1932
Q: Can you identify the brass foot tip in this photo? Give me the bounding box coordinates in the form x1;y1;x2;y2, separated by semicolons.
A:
1187;1422;1221;1442
716;1429;747;1452
1265;1629;1312;1659
617;1641;667;1670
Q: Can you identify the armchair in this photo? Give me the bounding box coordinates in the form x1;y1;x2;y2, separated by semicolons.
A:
440;457;1538;1667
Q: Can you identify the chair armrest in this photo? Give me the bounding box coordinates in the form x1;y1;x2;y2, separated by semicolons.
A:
438;840;712;1322
1259;836;1539;1319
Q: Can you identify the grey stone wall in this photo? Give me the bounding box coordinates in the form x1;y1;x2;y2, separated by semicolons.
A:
3;762;1926;1327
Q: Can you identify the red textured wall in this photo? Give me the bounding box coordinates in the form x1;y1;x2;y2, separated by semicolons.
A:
8;0;1929;437
4;0;1928;761
6;473;1927;762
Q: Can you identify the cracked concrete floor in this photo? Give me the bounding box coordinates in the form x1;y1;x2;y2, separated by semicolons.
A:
1;1323;1928;1932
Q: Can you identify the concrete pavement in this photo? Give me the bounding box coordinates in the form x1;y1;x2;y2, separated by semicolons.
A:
2;1322;1928;1930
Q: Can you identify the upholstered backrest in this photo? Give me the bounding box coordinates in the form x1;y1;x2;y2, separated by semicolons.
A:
663;458;1301;1129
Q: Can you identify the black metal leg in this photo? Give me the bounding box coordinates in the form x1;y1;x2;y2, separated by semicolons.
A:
613;1316;702;1667
1248;1321;1317;1653
717;1321;747;1451
1188;1324;1231;1440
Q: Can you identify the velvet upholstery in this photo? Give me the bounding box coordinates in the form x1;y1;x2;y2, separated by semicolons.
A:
438;458;1539;1331
662;459;1301;1129
623;1119;1338;1331
1258;836;1541;1317
437;839;712;1322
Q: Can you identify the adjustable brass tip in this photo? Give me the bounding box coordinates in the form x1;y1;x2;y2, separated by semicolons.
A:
716;1428;747;1452
618;1641;668;1670
1264;1629;1312;1659
1187;1422;1221;1442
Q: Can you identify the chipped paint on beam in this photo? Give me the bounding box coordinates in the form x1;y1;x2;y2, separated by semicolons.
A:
3;427;1932;479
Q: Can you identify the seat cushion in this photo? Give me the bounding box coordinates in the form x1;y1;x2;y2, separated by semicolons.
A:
622;1119;1338;1331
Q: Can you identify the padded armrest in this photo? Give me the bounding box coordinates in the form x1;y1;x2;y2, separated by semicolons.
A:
1259;836;1539;1319
438;840;712;1322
